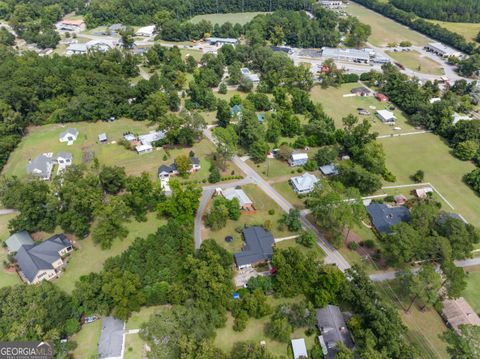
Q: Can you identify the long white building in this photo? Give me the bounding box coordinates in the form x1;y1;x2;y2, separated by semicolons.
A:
321;47;371;64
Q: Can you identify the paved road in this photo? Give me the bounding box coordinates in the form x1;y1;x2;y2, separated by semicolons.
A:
202;127;351;271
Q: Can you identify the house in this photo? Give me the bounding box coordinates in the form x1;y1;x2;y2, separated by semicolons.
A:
160;177;172;196
319;1;346;10
123;133;136;141
271;46;293;55
191;157;201;171
5;232;34;253
135;144;153;154
424;42;461;58
316;305;354;359
289;153;308;166
139;130;166;145
56;151;73;173
157;157;201;178
376;109;396;123
291;172;319;194
351;87;371;96
85;39;116;52
109;23;125;34
321;47;370;64
394;194;407;205
442;297;480;333
98;133;108;143
452;112;474;125
59;128;78;145
55;19;86;32
240;68;260;83
15;234;73;285
257;113;265;123
206;37;239;46
221;188;255;212
375;93;389;102
234;227;275;269
230;104;243;117
66;43;88;55
26;154;54;180
414;186;433;198
319;163;338;176
135;25;155;37
291;338;308;359
367;203;410;234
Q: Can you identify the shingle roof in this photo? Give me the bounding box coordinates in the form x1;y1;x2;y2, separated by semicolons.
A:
316;305;354;358
291;153;308;161
158;164;175;174
234;227;274;267
59;128;78;139
367;203;410;233
223;188;253;207
57;151;72;160
5;231;34;252
15;234;71;283
291;172;319;192
319;163;338;176
26;154;53;178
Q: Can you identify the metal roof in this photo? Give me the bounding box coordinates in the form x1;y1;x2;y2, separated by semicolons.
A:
291;172;319;192
322;47;370;61
223;188;253;207
291;338;308;359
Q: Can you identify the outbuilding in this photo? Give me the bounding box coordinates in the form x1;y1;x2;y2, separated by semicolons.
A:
376;109;396;123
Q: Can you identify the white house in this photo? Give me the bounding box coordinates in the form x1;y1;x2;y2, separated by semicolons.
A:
319;163;338;176
56;152;73;174
291;172;319;194
135;25;155;37
135;144;153;154
376;110;396;123
291;338;308;359
59;128;78;145
289;153;309;167
240;68;260;83
66;43;88;55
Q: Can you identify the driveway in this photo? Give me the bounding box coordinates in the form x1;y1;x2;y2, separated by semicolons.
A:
98;317;125;359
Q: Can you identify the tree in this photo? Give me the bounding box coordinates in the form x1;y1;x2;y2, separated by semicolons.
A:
400;264;442;312
99;166;126;194
157;182;201;221
458;54;480;77
230;342;275;359
465;168;480;193
279;209;302;232
296;230;316;248
250;141;269;163
216;99;232;127
92;196;131;249
238;76;254;93
123;172;164;222
228;197;241;220
442;324;480;359
218;82;228;94
175;155;192;176
336;161;382;195
412;169;425;183
208;166;221;183
205;197;230;231
454;140;479;161
314;145;339;166
119;27;135;49
383;222;420;265
266;317;292;343
246;276;273;294
145;91;169;121
214;125;238;169
0;27;15;46
334;343;355;359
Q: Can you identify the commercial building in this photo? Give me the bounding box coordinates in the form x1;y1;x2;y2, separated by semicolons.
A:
319;1;346;9
321;47;370;64
206;37;239;46
424;42;461;58
135;25;155;37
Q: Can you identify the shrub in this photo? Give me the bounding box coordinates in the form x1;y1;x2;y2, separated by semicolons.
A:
411;169;425;183
384;195;395;202
268;209;275;215
364;239;375;249
348;241;359;250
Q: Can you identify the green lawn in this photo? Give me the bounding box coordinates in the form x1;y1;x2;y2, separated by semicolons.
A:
310;83;417;136
375;279;449;359
462;268;480;313
71;320;102;359
124;333;146;359
429;20;480;42
346;3;429;46
202;184;299;253
190;12;267;25
0;213;22;288
379;133;480;226
271;181;306;209
386;50;444;75
214;296;316;357
2;118;220;181
180;48;204;61
55;212;166;293
126;305;167;330
275;238;325;260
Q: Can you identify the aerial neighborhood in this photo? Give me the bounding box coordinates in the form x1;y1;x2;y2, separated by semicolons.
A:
1;0;480;358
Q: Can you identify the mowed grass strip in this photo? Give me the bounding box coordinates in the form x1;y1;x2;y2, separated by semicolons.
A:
386;50;444;75
310;83;417;136
71;320;102;359
462;268;480;313
429;20;480;42
346;3;429;46
379;133;479;226
0;213;22;288
190;12;267;25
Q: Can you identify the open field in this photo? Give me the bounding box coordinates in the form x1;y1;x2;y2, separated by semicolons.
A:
386;50;444;75
379;133;480;226
124;333;146;359
126;305;167;330
190;12;267;25
310;83;417;136
429;20;480;42
271;180;306;209
55;212;166;293
1;118;234;181
462;267;480;313
275;238;325;260
0;213;22;288
214;296;317;357
375;279;449;359
180;48;204;61
71;320;101;359
202;184;299;253
346;3;429;46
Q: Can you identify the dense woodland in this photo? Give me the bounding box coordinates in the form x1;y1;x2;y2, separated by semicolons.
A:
352;0;477;53
391;0;480;23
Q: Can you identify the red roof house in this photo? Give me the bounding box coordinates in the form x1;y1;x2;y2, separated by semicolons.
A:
375;93;389;102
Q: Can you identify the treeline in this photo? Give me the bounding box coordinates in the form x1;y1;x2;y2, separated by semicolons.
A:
84;0;314;27
391;0;480;23
351;0;477;54
0;0;86;48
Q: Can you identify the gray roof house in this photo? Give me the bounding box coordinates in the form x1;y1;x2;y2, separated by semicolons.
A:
26;154;54;180
291;172;319;194
5;231;34;253
15;234;73;285
59;128;79;144
234;227;275;269
319;163;339;176
367;203;410;234
317;305;355;359
157;157;201;178
222;188;254;211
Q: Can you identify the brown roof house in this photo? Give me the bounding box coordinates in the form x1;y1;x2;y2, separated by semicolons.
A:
442;297;480;333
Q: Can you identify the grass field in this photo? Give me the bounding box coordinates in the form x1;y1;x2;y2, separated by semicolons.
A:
190;12;267;25
346;3;429;46
71;320;102;359
379;133;480;226
386;50;444;75
55;212;166;293
462;267;480;313
2;118;224;181
271;181;306;209
310;83;417;136
429;20;480;42
214;296;316;357
275;237;325;260
124;333;146;359
375;279;449;359
126;305;167;330
202;184;299;253
0;213;22;288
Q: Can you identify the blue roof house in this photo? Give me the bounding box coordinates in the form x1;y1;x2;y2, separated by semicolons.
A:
257;113;265;123
367;203;410;234
230;104;243;117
